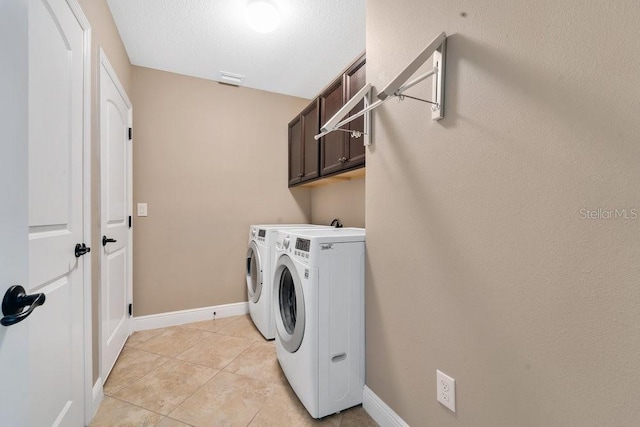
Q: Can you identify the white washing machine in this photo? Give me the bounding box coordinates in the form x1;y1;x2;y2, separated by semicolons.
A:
272;228;365;419
246;224;331;340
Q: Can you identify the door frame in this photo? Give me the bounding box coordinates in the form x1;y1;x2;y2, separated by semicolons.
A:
63;0;94;424
98;47;133;384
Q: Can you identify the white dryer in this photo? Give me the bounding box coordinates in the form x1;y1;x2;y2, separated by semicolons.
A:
273;228;365;419
246;224;331;340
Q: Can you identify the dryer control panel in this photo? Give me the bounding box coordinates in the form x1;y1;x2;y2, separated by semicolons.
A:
293;238;311;260
275;232;311;264
295;238;310;252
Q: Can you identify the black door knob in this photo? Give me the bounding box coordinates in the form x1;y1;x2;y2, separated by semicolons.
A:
1;285;46;327
75;243;91;257
102;236;117;246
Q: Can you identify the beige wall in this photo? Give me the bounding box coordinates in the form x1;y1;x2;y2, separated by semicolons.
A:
131;66;311;316
77;0;132;384
310;177;365;228
366;1;640;426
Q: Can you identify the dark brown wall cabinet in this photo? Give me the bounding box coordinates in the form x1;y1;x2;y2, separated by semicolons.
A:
320;56;366;176
288;100;319;186
288;54;366;187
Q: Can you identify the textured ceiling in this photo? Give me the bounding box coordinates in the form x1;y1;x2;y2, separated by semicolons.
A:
106;0;366;99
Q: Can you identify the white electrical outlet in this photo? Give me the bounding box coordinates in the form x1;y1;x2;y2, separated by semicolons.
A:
137;203;148;217
437;369;456;412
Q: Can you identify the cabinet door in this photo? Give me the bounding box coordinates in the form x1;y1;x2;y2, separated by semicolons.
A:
320;78;346;176
288;116;303;186
345;56;366;168
301;100;320;181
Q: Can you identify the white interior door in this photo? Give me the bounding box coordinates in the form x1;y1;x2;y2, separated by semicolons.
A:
0;2;30;425
100;50;132;380
28;0;87;424
0;0;89;425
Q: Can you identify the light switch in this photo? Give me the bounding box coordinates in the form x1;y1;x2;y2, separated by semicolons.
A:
137;203;148;217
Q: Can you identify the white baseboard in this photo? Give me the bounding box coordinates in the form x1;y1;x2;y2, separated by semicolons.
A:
131;302;249;332
363;385;409;427
91;377;104;420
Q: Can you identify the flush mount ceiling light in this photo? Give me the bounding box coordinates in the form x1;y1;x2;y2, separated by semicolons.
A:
245;0;280;33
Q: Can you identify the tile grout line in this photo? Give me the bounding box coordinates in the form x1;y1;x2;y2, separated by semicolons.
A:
218;339;259;371
106;354;173;396
126;325;178;347
164;369;222;426
106;394;167;419
162;355;222;419
160;416;196;427
109;351;219;416
245;407;262;427
104;350;173;396
136;328;220;359
172;330;254;371
164;351;283;426
168;318;278;426
161;336;239;424
225;341;282;427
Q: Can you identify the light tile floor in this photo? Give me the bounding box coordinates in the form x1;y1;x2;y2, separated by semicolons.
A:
91;315;378;427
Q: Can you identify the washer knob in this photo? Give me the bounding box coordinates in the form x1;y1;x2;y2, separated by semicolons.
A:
283;238;290;249
251;229;257;237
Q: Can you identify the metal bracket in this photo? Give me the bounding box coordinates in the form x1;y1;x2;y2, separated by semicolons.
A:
315;83;372;146
431;38;446;120
363;89;371;146
315;32;447;141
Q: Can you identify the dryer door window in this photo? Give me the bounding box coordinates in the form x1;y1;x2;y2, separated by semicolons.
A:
246;241;263;303
274;255;305;353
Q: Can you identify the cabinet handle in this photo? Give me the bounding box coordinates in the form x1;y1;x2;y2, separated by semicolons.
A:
297;173;303;177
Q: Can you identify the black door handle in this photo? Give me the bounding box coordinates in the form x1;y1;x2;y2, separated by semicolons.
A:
102;236;117;246
75;243;91;257
1;285;46;327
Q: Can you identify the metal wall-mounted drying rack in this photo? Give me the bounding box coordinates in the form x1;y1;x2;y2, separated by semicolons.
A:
315;32;447;144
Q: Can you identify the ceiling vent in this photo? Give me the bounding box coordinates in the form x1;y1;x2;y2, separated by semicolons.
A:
219;71;245;87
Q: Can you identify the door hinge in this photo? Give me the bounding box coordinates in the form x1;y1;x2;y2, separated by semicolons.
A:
128;215;132;228
128;127;132;140
128;303;132;317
